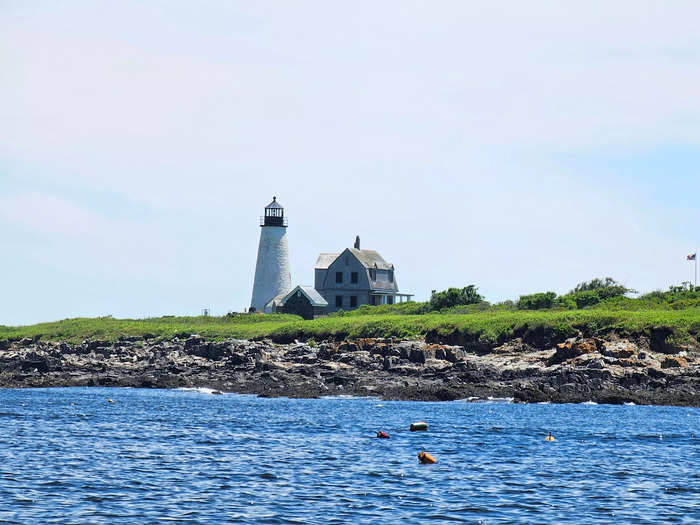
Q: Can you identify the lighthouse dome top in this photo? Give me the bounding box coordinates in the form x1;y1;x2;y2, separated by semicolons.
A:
266;196;283;209
261;196;287;227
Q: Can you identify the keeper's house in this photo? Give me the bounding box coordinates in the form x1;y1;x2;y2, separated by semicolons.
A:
315;236;413;313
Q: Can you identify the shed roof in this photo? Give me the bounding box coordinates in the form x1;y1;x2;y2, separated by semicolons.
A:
266;285;328;308
285;285;328;307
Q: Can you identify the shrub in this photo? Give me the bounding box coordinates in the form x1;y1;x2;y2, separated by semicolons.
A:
517;291;557;310
429;285;483;310
571;277;636;299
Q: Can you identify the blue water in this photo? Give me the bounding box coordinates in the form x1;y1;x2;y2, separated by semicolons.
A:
0;388;698;524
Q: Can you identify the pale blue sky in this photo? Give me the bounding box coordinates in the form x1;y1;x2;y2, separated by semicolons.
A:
2;1;699;325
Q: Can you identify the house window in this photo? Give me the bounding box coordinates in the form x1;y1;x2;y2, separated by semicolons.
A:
350;296;357;307
335;272;343;283
351;272;358;284
388;296;394;305
335;295;343;307
389;270;394;283
369;268;376;280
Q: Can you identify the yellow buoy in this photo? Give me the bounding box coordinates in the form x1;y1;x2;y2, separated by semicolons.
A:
108;399;114;403
545;432;555;441
418;451;437;464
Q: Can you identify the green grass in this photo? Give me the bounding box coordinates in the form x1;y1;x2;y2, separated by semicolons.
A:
2;308;699;348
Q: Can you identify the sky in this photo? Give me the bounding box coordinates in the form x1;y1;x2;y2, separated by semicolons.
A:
2;1;700;325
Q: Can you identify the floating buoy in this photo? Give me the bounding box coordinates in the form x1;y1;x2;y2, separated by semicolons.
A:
410;421;428;431
545;432;555;442
418;451;437;464
376;431;390;439
107;399;114;403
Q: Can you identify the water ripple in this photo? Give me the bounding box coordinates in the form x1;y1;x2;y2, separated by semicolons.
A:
0;388;698;523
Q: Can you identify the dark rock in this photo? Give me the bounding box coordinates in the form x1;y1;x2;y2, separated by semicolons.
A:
383;356;398;370
650;327;681;354
514;387;549;403
185;335;204;350
648;368;667;379
661;356;688;368
523;326;570;350
20;358;50;373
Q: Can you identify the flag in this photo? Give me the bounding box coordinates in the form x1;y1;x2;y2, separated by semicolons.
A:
688;253;697;261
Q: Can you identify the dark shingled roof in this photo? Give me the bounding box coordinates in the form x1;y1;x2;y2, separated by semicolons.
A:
315;253;339;269
315;249;394;271
348;248;393;270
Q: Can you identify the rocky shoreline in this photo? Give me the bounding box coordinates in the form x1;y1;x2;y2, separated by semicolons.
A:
0;333;698;406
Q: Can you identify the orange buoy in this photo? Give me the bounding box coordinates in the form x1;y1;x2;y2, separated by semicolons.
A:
418;451;437;464
376;431;390;439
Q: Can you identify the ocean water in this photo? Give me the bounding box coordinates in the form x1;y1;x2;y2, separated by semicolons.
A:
0;388;698;524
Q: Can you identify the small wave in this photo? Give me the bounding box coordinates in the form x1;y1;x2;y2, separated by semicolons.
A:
582;401;598;405
320;395;378;400
624;402;636;406
486;397;514;403
177;387;222;395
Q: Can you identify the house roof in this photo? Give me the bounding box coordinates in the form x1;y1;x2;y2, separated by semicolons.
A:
348;248;393;270
315;253;339;269
315;249;393;271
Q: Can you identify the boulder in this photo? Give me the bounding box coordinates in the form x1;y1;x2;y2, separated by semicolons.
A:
184;335;204;350
547;339;599;366
383;356;399;370
650;327;682;354
20;356;51;373
338;341;359;352
661;356;688;369
602;342;636;359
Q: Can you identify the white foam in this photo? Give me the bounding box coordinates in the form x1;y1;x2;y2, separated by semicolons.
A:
177;387;222;395
486;396;515;403
582;401;598;405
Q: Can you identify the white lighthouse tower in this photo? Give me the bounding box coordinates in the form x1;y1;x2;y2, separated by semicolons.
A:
250;197;292;312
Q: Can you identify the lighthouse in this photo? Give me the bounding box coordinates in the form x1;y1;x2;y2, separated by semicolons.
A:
250;197;292;312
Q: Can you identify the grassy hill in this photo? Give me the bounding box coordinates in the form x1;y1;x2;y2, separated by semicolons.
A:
2;307;698;350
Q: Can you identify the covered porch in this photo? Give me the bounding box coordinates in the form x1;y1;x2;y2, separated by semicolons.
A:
369;293;414;306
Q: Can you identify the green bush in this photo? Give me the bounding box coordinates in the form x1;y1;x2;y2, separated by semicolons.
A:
429;285;483;310
517;291;557;310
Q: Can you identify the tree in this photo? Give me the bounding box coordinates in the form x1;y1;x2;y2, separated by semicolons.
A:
429;285;483;310
571;277;636;298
